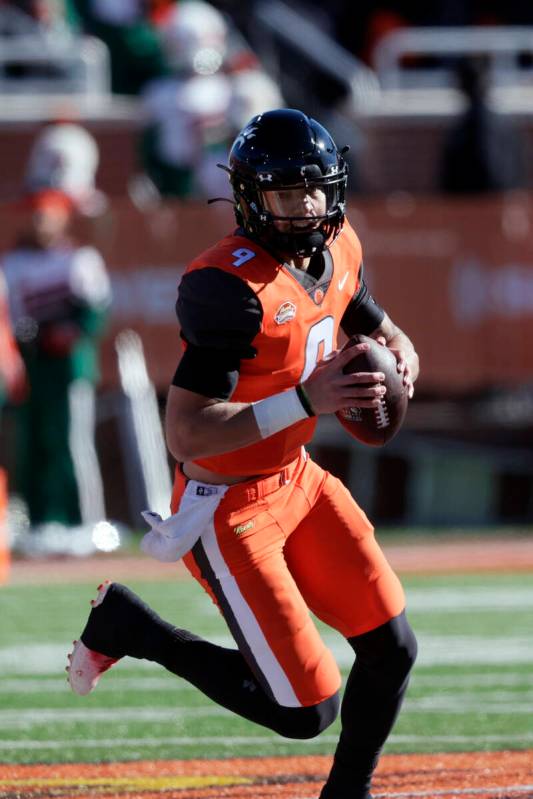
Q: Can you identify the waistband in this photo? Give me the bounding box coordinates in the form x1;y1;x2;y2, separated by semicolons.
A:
236;451;304;503
181;449;306;506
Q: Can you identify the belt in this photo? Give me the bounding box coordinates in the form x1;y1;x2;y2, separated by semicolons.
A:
240;461;296;502
180;449;306;504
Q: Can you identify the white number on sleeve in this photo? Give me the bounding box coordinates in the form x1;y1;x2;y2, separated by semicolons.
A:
231;248;256;267
300;316;335;381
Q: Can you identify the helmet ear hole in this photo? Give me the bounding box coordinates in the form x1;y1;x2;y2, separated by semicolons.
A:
227;109;347;257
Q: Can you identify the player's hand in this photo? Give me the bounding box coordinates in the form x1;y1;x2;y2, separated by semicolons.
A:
303;343;386;415
375;335;415;399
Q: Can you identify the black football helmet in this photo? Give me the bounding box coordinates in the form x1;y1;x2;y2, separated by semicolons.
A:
227;109;348;258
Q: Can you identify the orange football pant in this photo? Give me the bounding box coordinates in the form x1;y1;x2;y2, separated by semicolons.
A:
172;450;405;708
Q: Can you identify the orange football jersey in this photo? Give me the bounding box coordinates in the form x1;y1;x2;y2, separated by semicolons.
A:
183;221;363;476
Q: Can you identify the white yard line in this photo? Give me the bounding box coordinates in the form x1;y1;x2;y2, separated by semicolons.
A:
0;706;232;727
406;586;533;611
298;792;533;799
406;697;533;712
390;733;533;743
2;697;533;730
0;736;337;750
2;732;533;750
1;631;533;676
371;787;533;798
0;676;188;693
412;673;533;688
2;672;533;695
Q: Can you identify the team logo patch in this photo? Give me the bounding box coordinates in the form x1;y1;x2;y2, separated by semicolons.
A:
234;520;255;536
337;271;349;291
340;406;363;422
274;301;297;325
234;123;258;149
196;485;219;496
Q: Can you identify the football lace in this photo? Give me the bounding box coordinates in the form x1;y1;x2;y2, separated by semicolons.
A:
374;398;390;429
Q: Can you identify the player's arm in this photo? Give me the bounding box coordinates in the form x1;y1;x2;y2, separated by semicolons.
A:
166;387;260;461
167;356;386;461
165;269;386;462
340;263;419;398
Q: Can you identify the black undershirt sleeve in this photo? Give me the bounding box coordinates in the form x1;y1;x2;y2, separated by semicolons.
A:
172;267;263;400
340;262;386;337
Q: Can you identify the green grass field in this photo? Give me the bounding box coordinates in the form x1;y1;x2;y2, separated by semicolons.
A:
1;570;533;765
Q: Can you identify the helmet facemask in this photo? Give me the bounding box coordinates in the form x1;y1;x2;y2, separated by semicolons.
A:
233;167;347;258
227;109;349;258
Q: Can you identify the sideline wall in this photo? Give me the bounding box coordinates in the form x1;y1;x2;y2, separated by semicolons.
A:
3;196;533;526
1;195;528;395
0;193;533;395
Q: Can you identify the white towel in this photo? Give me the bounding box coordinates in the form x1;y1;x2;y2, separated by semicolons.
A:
140;480;228;562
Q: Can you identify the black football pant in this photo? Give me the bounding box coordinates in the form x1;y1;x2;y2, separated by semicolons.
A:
319;610;418;798
81;584;416;797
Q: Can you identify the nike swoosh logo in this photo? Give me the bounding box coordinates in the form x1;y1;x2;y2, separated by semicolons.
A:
337;272;349;291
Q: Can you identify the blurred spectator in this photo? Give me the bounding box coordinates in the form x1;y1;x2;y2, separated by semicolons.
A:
0;270;26;574
0;0;86;92
439;55;525;194
24;121;107;216
332;2;429;68
70;0;168;94
360;7;410;69
0;0;76;37
0;272;26;412
135;0;283;202
2;136;112;553
332;2;520;68
0;0;116;105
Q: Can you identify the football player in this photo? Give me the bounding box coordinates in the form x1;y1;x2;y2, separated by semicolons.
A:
3;188;111;548
68;109;419;799
0;270;26;580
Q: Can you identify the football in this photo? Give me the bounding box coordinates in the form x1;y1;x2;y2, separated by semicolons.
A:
335;334;408;446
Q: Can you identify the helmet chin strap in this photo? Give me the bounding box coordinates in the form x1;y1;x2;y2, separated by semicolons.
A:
303;229;326;252
269;227;327;259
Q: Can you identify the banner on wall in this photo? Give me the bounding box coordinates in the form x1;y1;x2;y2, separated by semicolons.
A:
1;195;533;393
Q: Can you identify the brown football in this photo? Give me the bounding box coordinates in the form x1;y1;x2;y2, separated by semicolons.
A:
335;334;408;446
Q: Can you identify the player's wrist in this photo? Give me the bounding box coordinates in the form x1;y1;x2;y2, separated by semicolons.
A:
252;387;312;439
295;383;316;417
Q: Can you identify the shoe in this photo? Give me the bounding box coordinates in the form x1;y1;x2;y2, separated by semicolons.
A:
66;581;120;695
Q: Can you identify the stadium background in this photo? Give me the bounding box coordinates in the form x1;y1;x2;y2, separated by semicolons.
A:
3;1;533;529
1;2;533;797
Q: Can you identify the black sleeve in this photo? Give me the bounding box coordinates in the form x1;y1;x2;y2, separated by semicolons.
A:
340;263;386;337
172;267;263;400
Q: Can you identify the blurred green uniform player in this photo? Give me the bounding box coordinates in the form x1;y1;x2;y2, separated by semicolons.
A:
2;190;111;530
